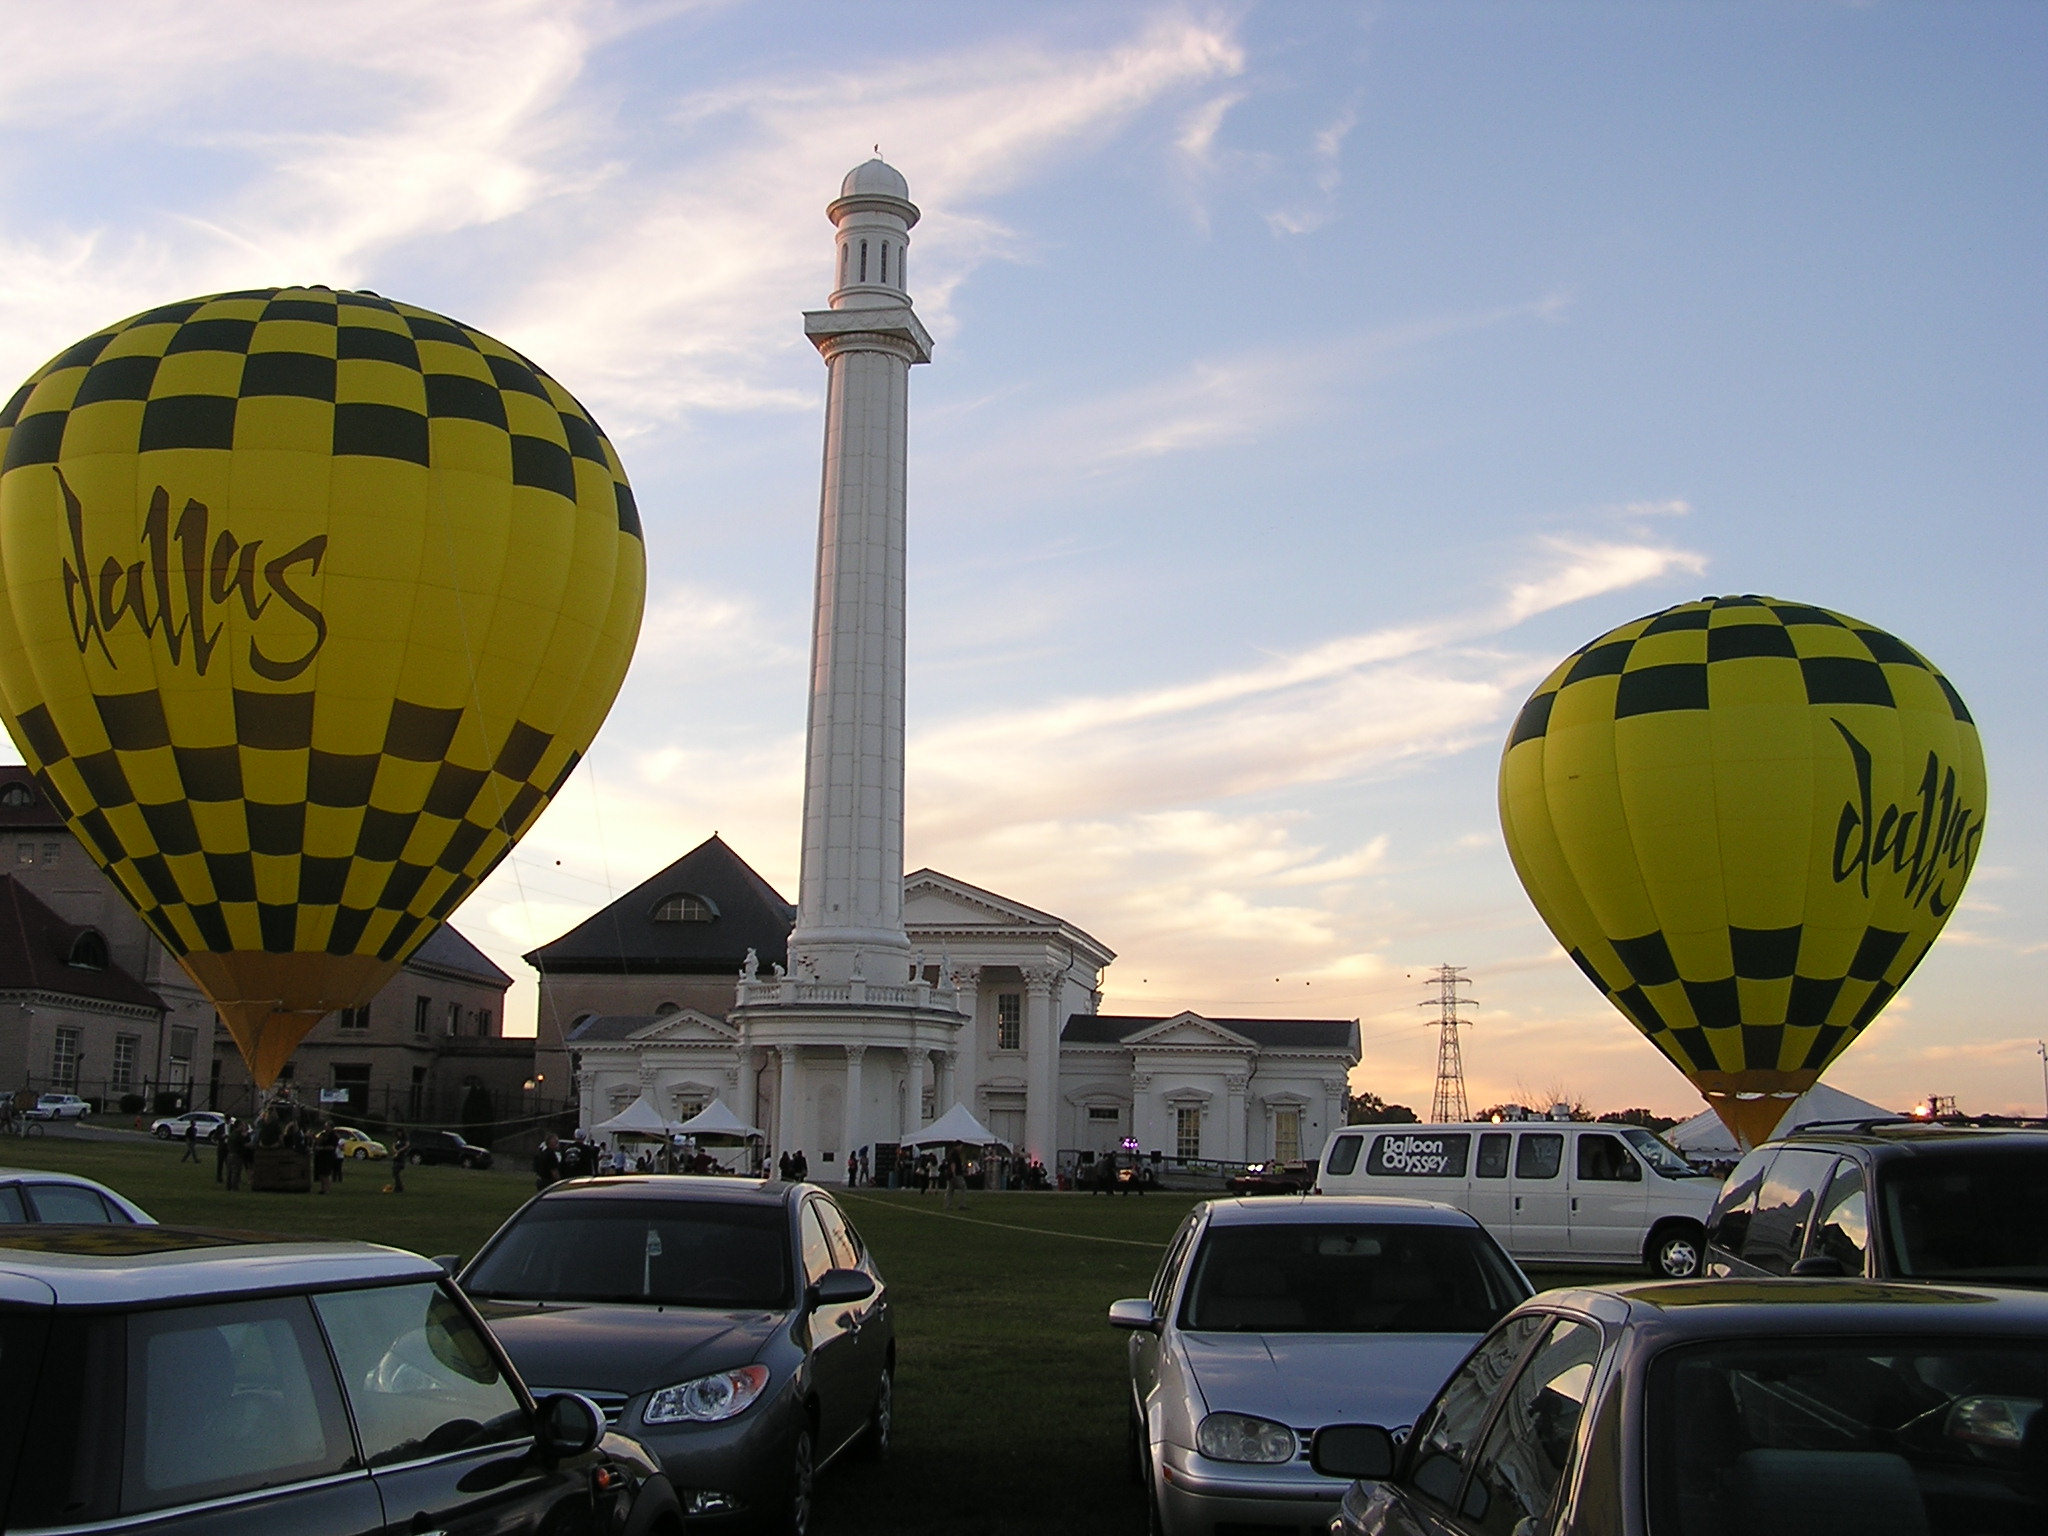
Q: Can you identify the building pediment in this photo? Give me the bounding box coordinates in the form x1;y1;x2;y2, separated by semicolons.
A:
904;870;1115;965
628;1009;736;1044
1123;1012;1258;1051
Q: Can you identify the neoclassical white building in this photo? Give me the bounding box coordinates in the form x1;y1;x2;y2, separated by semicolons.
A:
549;850;1358;1173
540;160;1357;1173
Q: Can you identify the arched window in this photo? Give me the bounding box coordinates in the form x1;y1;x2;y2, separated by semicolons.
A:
859;239;868;283
0;783;33;808
880;242;888;285
68;930;108;969
652;893;718;923
654;1001;679;1016
840;243;849;284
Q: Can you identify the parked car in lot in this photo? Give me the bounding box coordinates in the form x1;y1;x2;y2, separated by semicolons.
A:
1315;1120;1719;1276
1705;1120;2048;1285
150;1110;227;1142
0;1168;152;1224
401;1127;493;1168
0;1224;680;1534
24;1093;89;1121
459;1176;892;1535
1225;1160;1313;1196
334;1127;389;1160
1110;1195;1533;1536
1312;1279;2048;1535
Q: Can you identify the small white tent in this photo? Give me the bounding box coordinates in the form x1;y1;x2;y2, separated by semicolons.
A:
592;1095;682;1138
906;1103;1008;1147
1670;1081;1898;1160
675;1099;762;1140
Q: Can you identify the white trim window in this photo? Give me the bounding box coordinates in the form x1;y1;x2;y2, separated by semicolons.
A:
1175;1105;1202;1161
996;992;1022;1051
1273;1108;1302;1164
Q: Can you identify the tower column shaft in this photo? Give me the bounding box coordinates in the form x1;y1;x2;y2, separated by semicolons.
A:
797;345;910;949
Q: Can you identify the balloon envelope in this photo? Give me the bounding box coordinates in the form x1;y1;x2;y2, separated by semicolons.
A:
0;288;645;1087
1498;596;1984;1148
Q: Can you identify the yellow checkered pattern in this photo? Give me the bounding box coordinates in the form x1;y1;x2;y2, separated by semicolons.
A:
1500;596;1985;1091
0;287;644;984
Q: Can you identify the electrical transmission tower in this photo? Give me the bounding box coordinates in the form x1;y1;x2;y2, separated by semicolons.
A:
1418;965;1477;1123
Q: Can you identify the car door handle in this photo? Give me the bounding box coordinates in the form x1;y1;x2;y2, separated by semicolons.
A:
1513;1196;1522;1212
1571;1198;1579;1212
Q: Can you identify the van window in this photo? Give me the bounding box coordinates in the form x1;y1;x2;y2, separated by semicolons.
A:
1740;1151;1838;1274
1515;1133;1563;1180
1476;1133;1510;1179
1708;1147;1775;1255
1369;1132;1470;1178
1323;1133;1363;1177
1576;1133;1641;1183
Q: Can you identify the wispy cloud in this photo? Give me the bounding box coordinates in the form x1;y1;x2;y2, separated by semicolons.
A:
1267;97;1359;236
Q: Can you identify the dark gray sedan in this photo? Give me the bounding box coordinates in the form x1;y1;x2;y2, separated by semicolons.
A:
459;1176;890;1536
1313;1280;2048;1535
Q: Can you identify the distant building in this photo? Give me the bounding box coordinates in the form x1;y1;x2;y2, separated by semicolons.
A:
536;838;1359;1171
0;874;166;1103
0;765;521;1128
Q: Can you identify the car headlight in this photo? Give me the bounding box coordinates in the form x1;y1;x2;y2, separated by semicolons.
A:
1197;1412;1297;1464
643;1365;771;1425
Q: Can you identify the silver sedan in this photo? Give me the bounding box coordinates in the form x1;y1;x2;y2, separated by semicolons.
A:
1110;1195;1532;1536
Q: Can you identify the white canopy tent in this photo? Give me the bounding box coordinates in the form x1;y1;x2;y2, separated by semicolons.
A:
591;1095;683;1138
905;1103;1008;1148
675;1099;762;1140
1670;1081;1898;1160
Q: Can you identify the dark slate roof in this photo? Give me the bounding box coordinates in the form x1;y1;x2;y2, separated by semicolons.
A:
405;923;513;988
524;836;795;976
0;765;66;831
0;877;163;1011
568;1014;664;1042
1061;1014;1357;1051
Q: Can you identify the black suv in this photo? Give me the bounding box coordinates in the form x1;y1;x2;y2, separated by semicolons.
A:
1704;1119;2048;1285
0;1225;681;1533
403;1128;494;1168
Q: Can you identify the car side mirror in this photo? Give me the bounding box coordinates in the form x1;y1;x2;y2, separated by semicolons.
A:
1311;1424;1396;1480
808;1267;875;1310
1789;1254;1847;1278
537;1392;605;1461
1108;1298;1160;1332
432;1254;461;1278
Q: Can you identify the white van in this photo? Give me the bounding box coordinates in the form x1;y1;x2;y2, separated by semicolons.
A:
1314;1121;1720;1276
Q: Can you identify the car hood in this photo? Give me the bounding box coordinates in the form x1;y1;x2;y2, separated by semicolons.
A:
1182;1332;1477;1432
475;1300;784;1395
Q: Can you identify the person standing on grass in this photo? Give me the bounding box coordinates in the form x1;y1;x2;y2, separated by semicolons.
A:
179;1118;200;1163
943;1149;965;1211
224;1121;244;1191
391;1130;408;1194
214;1123;228;1182
533;1133;561;1191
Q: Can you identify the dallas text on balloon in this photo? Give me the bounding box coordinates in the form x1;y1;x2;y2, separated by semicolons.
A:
53;468;327;683
1830;719;1983;916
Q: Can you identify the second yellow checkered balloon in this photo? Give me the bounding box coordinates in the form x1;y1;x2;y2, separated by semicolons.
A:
1499;597;1985;1148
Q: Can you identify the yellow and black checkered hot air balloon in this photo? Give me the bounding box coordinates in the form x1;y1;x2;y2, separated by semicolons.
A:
1499;596;1985;1149
0;287;645;1089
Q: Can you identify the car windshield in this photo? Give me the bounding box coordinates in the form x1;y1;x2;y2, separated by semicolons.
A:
462;1198;791;1309
1623;1128;1708;1178
1649;1337;2048;1535
1178;1222;1528;1334
1883;1151;2048;1286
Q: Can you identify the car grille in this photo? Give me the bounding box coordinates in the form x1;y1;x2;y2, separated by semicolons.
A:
534;1389;629;1427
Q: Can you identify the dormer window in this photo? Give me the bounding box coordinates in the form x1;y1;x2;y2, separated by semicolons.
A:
68;930;108;970
0;783;33;808
652;893;718;923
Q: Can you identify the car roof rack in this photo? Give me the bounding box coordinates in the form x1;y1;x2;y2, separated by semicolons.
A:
1786;1115;2048;1137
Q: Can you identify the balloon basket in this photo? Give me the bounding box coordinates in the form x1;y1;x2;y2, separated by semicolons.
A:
252;1148;312;1194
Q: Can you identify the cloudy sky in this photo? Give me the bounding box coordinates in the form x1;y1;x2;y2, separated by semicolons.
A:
2;2;2042;1119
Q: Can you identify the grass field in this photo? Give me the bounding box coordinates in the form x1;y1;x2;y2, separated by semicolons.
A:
0;1131;1613;1535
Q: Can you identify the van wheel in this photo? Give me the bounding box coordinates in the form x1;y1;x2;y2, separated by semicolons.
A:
1647;1222;1704;1278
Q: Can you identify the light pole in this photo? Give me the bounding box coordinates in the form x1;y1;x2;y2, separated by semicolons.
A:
2037;1041;2047;1120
